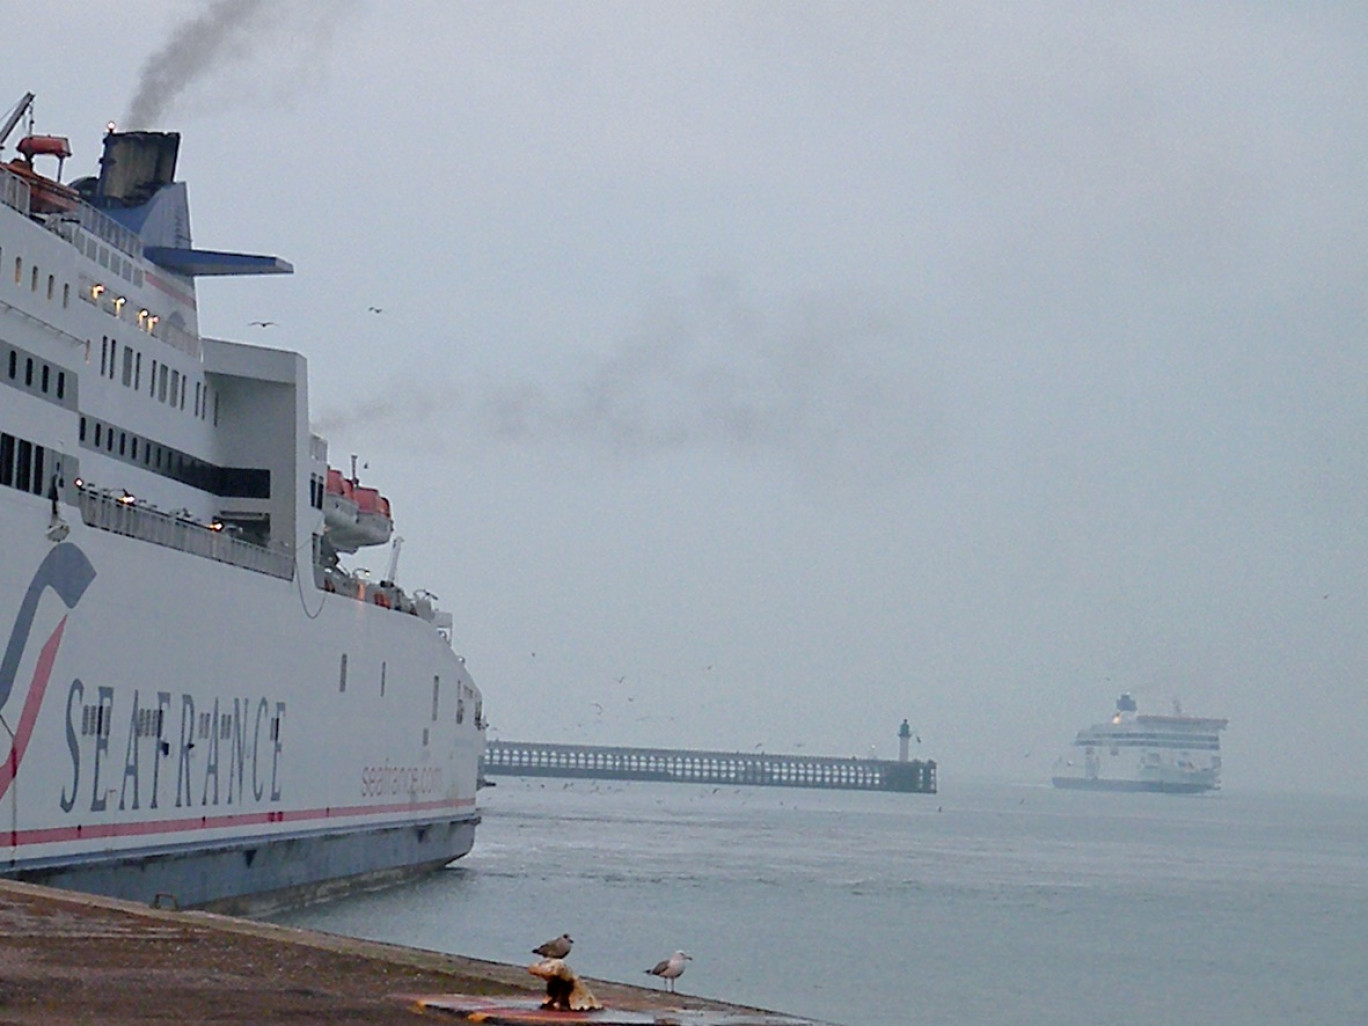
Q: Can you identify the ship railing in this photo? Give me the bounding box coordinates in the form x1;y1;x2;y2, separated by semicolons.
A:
78;487;294;579
0;165;30;216
74;200;142;260
313;564;449;634
1;163;142;260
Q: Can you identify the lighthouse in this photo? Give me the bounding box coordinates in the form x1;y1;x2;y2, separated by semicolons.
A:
898;719;912;762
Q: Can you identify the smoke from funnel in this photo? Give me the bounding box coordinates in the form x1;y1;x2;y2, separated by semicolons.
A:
122;0;356;130
123;0;269;130
314;284;947;486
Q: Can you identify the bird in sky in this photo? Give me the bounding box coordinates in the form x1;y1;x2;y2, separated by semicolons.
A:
533;933;573;959
247;320;277;327
367;306;384;313
644;951;691;992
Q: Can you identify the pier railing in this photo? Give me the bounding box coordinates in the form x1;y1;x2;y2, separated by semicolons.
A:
483;740;936;794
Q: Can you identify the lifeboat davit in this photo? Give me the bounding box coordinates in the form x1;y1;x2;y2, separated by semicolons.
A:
322;467;393;552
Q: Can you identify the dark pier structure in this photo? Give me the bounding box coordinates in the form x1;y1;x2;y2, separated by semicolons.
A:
483;725;936;795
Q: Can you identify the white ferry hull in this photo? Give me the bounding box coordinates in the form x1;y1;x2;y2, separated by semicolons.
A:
1050;775;1216;795
0;489;482;913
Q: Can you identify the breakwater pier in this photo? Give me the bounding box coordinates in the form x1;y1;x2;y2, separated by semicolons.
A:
483;738;937;794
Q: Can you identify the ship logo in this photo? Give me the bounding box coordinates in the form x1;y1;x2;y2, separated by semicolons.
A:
0;543;97;799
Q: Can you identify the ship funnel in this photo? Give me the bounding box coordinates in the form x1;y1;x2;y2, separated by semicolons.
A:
95;130;180;208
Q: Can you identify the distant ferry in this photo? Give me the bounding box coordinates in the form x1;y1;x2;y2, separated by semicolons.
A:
0;93;485;912
1052;693;1227;794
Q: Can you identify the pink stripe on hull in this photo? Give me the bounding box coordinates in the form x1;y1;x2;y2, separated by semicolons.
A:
9;795;477;848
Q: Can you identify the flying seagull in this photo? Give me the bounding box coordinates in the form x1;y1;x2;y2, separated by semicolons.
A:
533;933;573;959
248;320;277;327
367;306;384;313
644;950;691;992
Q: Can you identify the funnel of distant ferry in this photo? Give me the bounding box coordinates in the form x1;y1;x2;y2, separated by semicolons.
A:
1052;693;1227;793
0;92;485;912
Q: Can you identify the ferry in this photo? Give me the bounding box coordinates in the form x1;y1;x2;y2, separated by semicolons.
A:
0;93;485;913
1052;693;1227;794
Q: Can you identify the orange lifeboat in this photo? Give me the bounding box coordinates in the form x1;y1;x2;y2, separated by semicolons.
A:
322;467;393;552
17;135;72;161
7;134;78;213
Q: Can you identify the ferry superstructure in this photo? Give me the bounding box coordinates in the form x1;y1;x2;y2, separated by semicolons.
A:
0;94;484;912
1052;693;1227;794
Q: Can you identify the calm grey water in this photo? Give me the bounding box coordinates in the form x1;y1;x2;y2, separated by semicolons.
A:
274;780;1367;1026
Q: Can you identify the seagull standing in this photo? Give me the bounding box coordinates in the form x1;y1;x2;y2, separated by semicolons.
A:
533;933;573;958
645;950;691;992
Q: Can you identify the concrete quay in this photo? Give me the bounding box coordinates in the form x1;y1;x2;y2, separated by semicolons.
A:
0;879;823;1025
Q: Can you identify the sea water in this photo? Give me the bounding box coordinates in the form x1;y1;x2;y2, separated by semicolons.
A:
274;780;1368;1026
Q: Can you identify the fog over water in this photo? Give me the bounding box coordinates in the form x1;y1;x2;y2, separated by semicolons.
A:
9;3;1368;795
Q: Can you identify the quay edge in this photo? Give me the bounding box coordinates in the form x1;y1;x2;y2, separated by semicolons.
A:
0;878;833;1026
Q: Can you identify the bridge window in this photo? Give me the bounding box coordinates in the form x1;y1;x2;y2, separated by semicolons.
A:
431;677;440;721
339;653;348;692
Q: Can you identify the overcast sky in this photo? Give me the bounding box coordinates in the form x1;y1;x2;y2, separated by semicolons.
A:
9;2;1367;795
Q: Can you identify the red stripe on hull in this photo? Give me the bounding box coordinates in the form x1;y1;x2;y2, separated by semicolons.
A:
9;795;476;847
0;616;67;801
